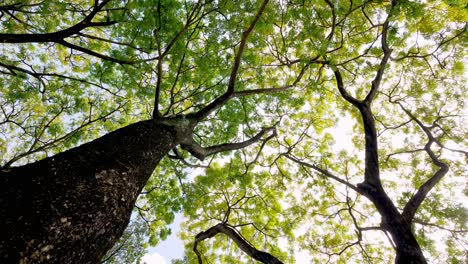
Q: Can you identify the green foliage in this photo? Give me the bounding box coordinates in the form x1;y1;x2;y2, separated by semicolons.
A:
101;216;148;264
179;157;296;263
1;0;466;263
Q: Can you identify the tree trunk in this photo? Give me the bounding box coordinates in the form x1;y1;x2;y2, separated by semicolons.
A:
354;104;428;264
387;222;427;264
358;184;427;264
0;119;178;264
372;194;427;264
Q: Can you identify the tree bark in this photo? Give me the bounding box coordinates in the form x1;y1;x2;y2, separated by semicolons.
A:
380;212;427;264
357;183;427;263
0;119;178;263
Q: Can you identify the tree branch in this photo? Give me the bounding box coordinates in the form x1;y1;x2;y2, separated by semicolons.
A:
338;2;397;188
152;1;208;118
232;63;309;98
332;68;361;107
393;25;466;62
333;1;396;106
167;148;209;168
0;0;113;43
2;103;125;168
57;40;133;65
189;0;269;121
413;218;467;234
398;104;449;222
0;1;134;64
364;2;394;104
181;126;275;161
330;3;403;224
193;223;283;264
284;154;362;195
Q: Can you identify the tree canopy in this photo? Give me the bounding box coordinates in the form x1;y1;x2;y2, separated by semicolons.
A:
0;0;466;263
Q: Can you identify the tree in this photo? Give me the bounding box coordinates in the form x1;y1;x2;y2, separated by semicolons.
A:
0;0;466;264
176;1;467;263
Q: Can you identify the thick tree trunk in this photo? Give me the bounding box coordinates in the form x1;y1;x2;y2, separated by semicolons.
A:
0;119;178;263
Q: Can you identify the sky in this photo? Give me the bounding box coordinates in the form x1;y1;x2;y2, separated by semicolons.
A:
141;252;168;264
145;213;185;263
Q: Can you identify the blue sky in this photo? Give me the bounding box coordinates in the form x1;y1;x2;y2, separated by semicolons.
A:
145;213;185;263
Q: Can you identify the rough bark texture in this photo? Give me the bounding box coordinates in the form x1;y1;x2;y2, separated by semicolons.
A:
0;119;178;263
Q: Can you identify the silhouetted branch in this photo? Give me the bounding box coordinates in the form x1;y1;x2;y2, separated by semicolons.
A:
193;223;283;264
364;2;394;104
398;104;449;222
182;126;276;161
0;0;113;43
284;154;362;195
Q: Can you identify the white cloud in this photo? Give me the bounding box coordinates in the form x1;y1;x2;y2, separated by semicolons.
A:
141;252;168;264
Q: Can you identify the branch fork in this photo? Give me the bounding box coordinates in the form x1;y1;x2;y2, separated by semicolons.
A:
181;126;276;161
